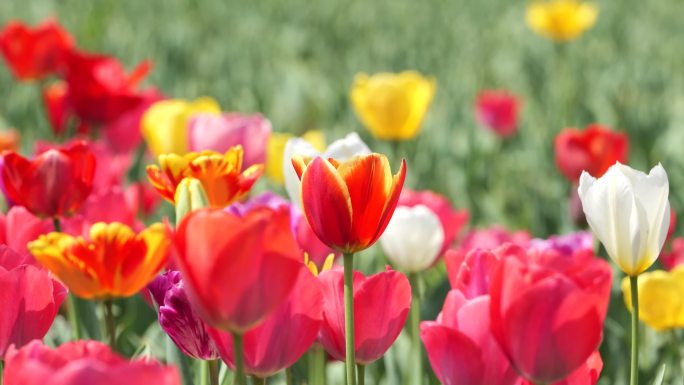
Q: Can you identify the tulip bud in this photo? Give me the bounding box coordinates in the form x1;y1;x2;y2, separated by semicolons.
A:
174;177;209;226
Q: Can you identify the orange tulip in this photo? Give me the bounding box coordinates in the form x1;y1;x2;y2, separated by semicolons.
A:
146;146;263;208
292;154;406;253
27;222;170;299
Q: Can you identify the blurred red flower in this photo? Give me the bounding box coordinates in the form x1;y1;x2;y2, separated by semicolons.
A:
0;19;74;80
1;140;96;218
475;90;520;138
209;267;324;378
3;339;180;385
174;207;302;333
0;206;51;253
554;124;629;182
317;267;411;364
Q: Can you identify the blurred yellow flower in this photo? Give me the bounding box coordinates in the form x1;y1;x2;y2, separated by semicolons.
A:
350;71;436;141
622;267;684;331
265;130;325;184
141;97;221;157
526;0;598;42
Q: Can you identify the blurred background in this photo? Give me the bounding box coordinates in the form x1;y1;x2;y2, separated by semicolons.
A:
2;0;684;383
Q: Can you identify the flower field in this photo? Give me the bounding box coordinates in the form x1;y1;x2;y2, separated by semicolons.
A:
1;0;684;384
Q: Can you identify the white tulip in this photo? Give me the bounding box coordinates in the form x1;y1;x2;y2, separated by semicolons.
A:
379;205;445;273
578;162;670;276
283;132;371;207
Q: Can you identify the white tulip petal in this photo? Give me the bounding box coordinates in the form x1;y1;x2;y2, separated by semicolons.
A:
323;132;371;161
283;138;321;207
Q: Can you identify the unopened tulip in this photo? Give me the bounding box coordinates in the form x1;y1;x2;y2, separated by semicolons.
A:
208;267;323;378
292;154;406;253
490;245;612;384
555;124;628;183
146;146;263;208
0;246;66;358
380;205;444;272
526;0;598;42
188;113;272;168
350;71;436;140
578;163;670;276
173;207;302;332
283;132;371;208
475;90;520;138
142;97;220;156
317;268;411;364
0;19;74;80
3;340;180;385
1;141;96;218
28;222;170;299
621;267;684;331
148;271;219;360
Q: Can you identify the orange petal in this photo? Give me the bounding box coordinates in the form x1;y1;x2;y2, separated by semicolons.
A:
300;157;353;251
146;165;176;202
370;159;407;246
291;155;312;180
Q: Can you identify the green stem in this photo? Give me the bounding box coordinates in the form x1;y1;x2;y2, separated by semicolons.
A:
67;294;82;340
286;367;293;385
630;275;639;385
103;299;116;350
52;217;61;232
1;359;3;385
409;273;422;385
253;377;266;385
312;345;326;385
232;332;246;385
209;360;220;385
343;253;357;385
356;364;365;385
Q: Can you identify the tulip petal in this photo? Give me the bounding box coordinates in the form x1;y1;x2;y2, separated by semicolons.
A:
420;323;484;385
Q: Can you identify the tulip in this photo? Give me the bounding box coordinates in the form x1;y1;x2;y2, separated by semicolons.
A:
1;141;96;218
318;268;411;364
0;246;66;358
555;124;629;183
103;90;163;153
421;290;519;385
146;146;263;208
350;71;436;140
445;248;501;298
283;132;370;208
174;177;209;223
208;267;323;378
28;222;170;299
458;225;530;253
266;131;326;184
526;0;598;42
528;231;594;257
621;267;684;331
475;90;520;138
0;19;74;80
62;186;141;237
3;339;180;385
397;189;468;255
379;205;444;273
42;81;72;135
489;245;612;384
0;206;51;253
188;113;272;168
148;271;220;360
142;97;221;156
517;352;603;385
661;237;684;270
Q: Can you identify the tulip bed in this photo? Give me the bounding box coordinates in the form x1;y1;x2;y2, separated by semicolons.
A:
1;0;684;385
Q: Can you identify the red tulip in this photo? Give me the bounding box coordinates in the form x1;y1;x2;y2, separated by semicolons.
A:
3;339;180;385
490;244;612;384
458;225;530;253
1;141;96;218
292;154;406;253
445;248;501;298
0;206;51;253
554;124;629;182
317;267;411;364
208;267;323;378
475;90;520;138
517;352;603;385
64;50;152;123
0;246;66;358
174;207;302;333
421;290;519;385
662;237;684;270
0;19;74;80
398;189;469;255
43;81;72;135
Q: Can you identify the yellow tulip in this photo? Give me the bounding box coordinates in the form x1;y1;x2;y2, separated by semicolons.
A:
622;267;684;331
265;130;325;184
141;97;221;157
526;0;598;42
350;71;436;141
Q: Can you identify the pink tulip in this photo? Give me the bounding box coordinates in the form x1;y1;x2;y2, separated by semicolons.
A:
517;352;603;385
3;339;180;385
62;185;142;236
103;90;163;153
208;267;323;378
458;225;530;253
0;206;51;253
475;90;520;138
188;113;272;168
0;246;66;358
317;267;411;364
445;248;500;298
398;189;469;255
421;290;519;385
